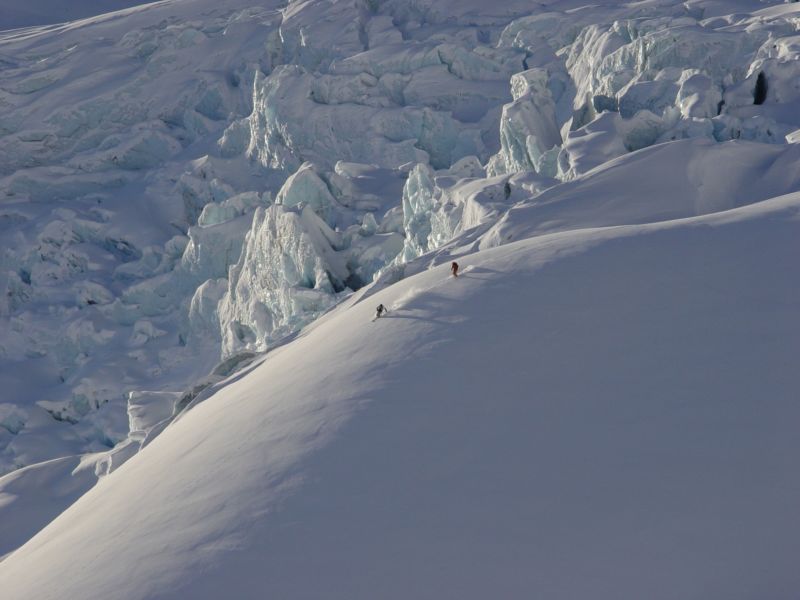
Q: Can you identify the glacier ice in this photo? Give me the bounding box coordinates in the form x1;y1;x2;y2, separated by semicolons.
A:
488;69;563;177
276;163;340;223
218;204;347;356
4;0;800;527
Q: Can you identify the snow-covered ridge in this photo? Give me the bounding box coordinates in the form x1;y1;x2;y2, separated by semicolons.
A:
1;0;800;563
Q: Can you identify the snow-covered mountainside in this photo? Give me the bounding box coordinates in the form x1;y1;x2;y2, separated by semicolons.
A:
2;192;800;599
0;0;799;595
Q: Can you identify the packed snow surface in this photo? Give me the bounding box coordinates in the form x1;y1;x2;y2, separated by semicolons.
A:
1;0;799;595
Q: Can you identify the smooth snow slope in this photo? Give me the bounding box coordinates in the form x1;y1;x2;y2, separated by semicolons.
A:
0;455;96;560
0;0;155;30
482;138;800;247
2;194;798;599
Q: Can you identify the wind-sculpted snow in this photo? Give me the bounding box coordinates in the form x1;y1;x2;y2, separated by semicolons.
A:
3;0;800;559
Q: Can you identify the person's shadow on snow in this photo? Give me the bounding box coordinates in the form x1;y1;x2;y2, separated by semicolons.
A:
379;296;462;326
454;265;500;281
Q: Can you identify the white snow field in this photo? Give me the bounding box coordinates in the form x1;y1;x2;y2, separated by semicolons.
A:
1;193;799;599
0;1;154;30
1;0;800;594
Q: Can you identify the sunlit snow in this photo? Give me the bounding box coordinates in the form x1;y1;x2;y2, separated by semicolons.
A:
0;0;798;597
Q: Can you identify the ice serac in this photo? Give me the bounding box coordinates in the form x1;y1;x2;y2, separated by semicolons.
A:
397;161;529;266
92;390;180;476
240;57;502;172
488;69;562;177
276;162;339;223
676;71;722;119
557;110;664;180
399;163;437;263
566;19;763;122
218;204;347;357
483;7;798;182
214;156;411;358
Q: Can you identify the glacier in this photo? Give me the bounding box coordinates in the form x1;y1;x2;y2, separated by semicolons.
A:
0;0;799;587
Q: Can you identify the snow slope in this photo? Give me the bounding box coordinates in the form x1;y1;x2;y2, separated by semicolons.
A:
1;191;799;598
0;0;154;30
482;137;800;247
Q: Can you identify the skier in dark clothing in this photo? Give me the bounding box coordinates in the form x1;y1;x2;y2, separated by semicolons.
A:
375;303;388;319
451;261;459;277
